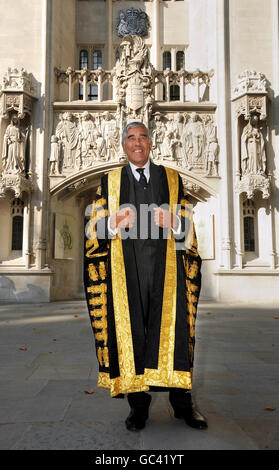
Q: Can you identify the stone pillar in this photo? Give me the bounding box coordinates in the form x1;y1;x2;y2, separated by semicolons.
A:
271;0;279;268
233;114;243;268
33;0;51;270
22;198;31;269
107;0;113;70
216;0;232;269
171;48;176;72
267;201;276;269
153;0;160;70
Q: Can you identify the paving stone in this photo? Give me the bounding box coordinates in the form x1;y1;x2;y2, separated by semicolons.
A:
0;424;31;450
12;421;141;450
0;300;278;450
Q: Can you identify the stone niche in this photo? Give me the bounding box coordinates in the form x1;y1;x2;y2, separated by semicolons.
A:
0;67;38;200
232;70;271;200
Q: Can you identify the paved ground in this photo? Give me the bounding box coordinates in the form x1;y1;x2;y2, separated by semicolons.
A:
0;299;278;451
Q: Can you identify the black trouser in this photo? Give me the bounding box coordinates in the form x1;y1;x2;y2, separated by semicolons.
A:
127;389;191;409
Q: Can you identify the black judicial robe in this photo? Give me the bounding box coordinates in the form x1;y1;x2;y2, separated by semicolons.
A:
84;161;202;397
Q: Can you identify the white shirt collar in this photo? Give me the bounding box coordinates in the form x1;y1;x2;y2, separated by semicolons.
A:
128;160;150;182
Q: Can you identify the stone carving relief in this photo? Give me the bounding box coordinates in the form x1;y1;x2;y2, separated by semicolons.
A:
50;108;219;179
149;111;219;176
233;70;268;99
50;111;121;175
117;8;150;37
114;35;154;127
0;67;38;120
233;70;268;121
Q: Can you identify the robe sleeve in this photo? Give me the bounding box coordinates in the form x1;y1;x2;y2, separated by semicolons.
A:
178;179;202;371
84;175;111;372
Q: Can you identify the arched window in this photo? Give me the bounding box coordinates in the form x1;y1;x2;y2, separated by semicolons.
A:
79;50;88;69
163;51;171;70
243;200;256;252
11;199;24;251
79;50;89;100
12;216;23;251
93;50;102;70
89;50;102;101
176;51;184;71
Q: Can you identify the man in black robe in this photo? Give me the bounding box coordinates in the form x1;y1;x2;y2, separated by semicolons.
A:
84;122;207;431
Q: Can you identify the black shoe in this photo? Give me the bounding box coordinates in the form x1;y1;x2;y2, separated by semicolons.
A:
173;402;208;429
125;395;152;432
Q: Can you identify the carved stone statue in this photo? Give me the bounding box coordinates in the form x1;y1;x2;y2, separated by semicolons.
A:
205;115;219;176
101;112;119;161
2;116;27;174
151;112;166;160
161;128;178;161
55;112;80;170
49;135;61;175
94;131;106;161
79;111;96;168
184;112;205;169
241;115;266;175
169;113;185;165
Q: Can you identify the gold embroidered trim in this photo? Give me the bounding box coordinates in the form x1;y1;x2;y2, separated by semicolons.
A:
89;293;107;306
156;167;179;377
87;283;107;295
88;261;106;282
89;304;107;318
108;169;138;392
97;372;150;397
144;369;192;390
92;318;107;330
97;371;192;396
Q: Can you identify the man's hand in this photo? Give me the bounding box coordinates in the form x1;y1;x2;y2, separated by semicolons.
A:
154;207;179;230
110;206;136;230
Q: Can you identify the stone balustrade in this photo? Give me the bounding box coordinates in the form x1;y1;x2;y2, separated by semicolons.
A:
55;66;214;104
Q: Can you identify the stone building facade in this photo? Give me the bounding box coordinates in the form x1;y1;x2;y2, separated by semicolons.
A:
0;0;278;303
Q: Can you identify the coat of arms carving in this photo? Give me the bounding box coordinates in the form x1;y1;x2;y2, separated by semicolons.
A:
117;8;150;37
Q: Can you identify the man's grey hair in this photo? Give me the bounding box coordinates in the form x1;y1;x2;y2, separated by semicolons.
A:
122;121;151;143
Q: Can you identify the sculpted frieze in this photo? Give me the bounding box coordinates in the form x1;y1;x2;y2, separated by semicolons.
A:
50;109;219;179
50;111;121;176
150;112;219;176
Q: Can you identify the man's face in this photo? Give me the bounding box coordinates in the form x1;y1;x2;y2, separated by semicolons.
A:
122;125;152;167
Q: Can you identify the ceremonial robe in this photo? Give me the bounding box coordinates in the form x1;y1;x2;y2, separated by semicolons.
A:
84;162;202;397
